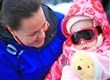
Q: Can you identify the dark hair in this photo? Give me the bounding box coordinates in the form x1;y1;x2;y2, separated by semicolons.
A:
0;0;3;17
2;0;42;30
0;0;3;10
101;0;110;23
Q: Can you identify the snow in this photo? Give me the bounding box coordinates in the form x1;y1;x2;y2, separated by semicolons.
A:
47;2;72;15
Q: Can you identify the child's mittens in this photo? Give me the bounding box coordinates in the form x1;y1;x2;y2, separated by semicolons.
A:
70;51;95;80
61;65;80;80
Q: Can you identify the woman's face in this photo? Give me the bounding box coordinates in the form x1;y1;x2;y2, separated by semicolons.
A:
8;7;49;48
70;19;97;51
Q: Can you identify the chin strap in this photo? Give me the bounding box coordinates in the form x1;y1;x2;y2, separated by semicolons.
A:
14;36;25;45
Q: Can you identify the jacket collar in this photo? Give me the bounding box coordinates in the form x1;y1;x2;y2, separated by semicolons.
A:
41;4;58;48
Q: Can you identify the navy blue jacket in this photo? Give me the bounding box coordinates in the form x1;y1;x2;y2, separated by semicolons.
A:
0;5;66;80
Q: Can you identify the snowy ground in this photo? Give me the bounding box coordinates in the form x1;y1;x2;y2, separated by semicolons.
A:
47;2;72;15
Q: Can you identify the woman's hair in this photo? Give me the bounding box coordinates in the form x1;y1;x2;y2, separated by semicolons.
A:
0;0;3;10
2;0;42;30
0;0;3;17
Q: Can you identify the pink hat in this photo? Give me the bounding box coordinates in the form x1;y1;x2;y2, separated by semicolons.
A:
61;0;110;38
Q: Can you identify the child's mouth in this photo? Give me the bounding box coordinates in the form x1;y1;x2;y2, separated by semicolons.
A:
82;47;89;50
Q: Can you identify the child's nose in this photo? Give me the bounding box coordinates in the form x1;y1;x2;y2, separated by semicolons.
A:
80;40;86;45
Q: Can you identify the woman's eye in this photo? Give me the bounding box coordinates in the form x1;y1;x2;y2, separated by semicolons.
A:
29;32;37;36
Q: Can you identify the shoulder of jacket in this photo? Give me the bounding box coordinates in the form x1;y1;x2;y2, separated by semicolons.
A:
54;11;65;20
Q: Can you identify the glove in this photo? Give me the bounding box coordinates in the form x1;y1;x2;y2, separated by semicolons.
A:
61;65;80;80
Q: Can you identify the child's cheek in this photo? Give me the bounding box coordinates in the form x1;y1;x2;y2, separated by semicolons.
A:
87;39;97;47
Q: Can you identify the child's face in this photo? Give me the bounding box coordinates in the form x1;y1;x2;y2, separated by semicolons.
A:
70;19;97;51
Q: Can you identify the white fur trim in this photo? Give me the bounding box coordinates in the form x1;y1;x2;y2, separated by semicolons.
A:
66;16;91;34
85;52;102;80
93;20;98;27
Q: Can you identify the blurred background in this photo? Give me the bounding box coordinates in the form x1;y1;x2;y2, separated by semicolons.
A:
0;0;109;22
42;0;72;5
42;0;72;15
41;0;110;22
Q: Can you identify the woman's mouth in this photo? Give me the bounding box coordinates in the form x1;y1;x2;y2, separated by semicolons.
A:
36;38;45;43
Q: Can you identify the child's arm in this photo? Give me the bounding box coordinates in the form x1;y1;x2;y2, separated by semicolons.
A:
45;40;75;80
95;50;110;79
61;65;81;80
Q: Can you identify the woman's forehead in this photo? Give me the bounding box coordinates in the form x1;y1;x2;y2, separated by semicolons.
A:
21;7;45;28
16;7;45;33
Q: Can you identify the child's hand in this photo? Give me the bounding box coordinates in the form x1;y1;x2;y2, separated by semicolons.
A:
61;65;80;80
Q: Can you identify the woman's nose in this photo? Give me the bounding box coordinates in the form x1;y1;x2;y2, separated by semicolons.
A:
44;21;50;32
37;29;45;39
